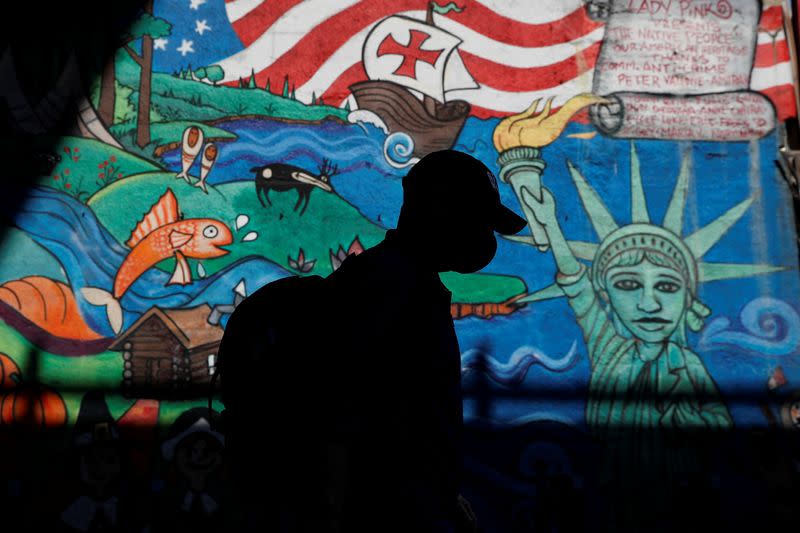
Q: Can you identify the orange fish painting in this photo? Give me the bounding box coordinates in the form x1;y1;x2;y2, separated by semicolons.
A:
83;188;232;334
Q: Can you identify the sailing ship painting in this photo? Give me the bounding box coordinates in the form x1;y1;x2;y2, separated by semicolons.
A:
349;3;478;157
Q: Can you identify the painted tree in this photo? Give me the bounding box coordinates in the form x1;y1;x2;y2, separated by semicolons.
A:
97;56;117;127
120;0;171;148
248;68;257;89
94;13;133;129
206;65;224;86
264;77;271;93
194;67;208;81
282;75;290;97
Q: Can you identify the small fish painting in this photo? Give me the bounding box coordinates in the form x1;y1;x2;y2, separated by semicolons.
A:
176;126;204;182
194;142;218;193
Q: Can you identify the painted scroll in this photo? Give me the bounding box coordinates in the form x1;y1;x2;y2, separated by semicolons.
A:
589;0;776;140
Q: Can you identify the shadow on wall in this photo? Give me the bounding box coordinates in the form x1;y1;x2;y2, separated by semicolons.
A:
1;0;147;237
0;343;797;531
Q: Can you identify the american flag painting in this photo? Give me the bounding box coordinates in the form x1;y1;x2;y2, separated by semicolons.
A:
153;0;798;120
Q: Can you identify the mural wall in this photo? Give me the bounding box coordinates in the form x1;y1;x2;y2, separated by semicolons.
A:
2;0;800;529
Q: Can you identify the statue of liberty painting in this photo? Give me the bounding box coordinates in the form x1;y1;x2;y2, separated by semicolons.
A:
516;144;783;438
512;144;786;528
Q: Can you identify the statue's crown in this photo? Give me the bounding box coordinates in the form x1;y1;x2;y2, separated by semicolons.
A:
593;224;697;293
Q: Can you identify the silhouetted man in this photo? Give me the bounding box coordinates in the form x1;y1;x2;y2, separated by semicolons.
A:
323;150;527;532
220;150;527;532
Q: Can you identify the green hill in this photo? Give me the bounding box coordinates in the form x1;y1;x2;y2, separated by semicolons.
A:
88;172;526;303
114;51;347;126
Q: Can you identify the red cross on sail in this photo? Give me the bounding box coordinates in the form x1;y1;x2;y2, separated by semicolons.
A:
363;15;477;103
377;29;445;79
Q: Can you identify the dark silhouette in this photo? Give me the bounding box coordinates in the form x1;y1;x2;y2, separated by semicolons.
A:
219;150;526;532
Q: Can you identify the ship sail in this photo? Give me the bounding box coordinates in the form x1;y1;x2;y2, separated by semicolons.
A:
443;47;478;95
363;15;477;103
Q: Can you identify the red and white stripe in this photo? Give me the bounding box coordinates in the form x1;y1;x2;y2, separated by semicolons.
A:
752;5;796;120
220;0;796;119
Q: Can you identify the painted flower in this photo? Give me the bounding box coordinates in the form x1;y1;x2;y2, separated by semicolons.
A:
288;248;316;273
769;366;788;390
329;236;364;271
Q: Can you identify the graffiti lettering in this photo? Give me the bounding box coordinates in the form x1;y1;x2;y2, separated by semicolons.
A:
591;92;776;140
595;0;757;97
628;0;734;19
679;0;733;19
628;0;674;15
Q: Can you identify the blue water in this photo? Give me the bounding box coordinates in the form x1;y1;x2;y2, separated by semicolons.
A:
14;187;292;338
162;118;408;227
13;117;800;430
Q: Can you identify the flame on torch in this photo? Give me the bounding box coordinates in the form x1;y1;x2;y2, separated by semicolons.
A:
493;93;610;151
493;93;609;252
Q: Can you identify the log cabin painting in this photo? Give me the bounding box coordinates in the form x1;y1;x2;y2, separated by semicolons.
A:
109;305;222;396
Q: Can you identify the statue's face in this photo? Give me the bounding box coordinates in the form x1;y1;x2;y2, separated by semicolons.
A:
605;259;687;343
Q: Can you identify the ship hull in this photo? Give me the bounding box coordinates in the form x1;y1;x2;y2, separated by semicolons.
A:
349;80;470;158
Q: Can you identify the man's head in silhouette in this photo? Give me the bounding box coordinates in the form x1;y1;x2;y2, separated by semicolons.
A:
395;150;527;273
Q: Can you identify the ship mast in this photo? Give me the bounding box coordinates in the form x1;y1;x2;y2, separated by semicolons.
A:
423;1;439;117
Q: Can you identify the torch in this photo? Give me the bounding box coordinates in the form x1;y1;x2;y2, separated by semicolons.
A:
493;94;608;252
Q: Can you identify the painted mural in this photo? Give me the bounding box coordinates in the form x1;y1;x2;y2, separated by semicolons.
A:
2;0;800;529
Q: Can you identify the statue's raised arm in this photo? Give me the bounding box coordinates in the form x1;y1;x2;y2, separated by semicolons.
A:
520;186;581;279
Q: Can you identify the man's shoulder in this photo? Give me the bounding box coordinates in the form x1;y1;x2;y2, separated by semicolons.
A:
225;276;328;337
240;274;325;308
327;242;395;283
329;245;430;317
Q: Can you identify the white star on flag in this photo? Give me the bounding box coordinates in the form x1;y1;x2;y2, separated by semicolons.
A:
195;20;211;35
153;38;168;51
177;39;195;57
189;0;206;10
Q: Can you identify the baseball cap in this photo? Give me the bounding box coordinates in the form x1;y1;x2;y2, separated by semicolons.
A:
402;150;527;235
